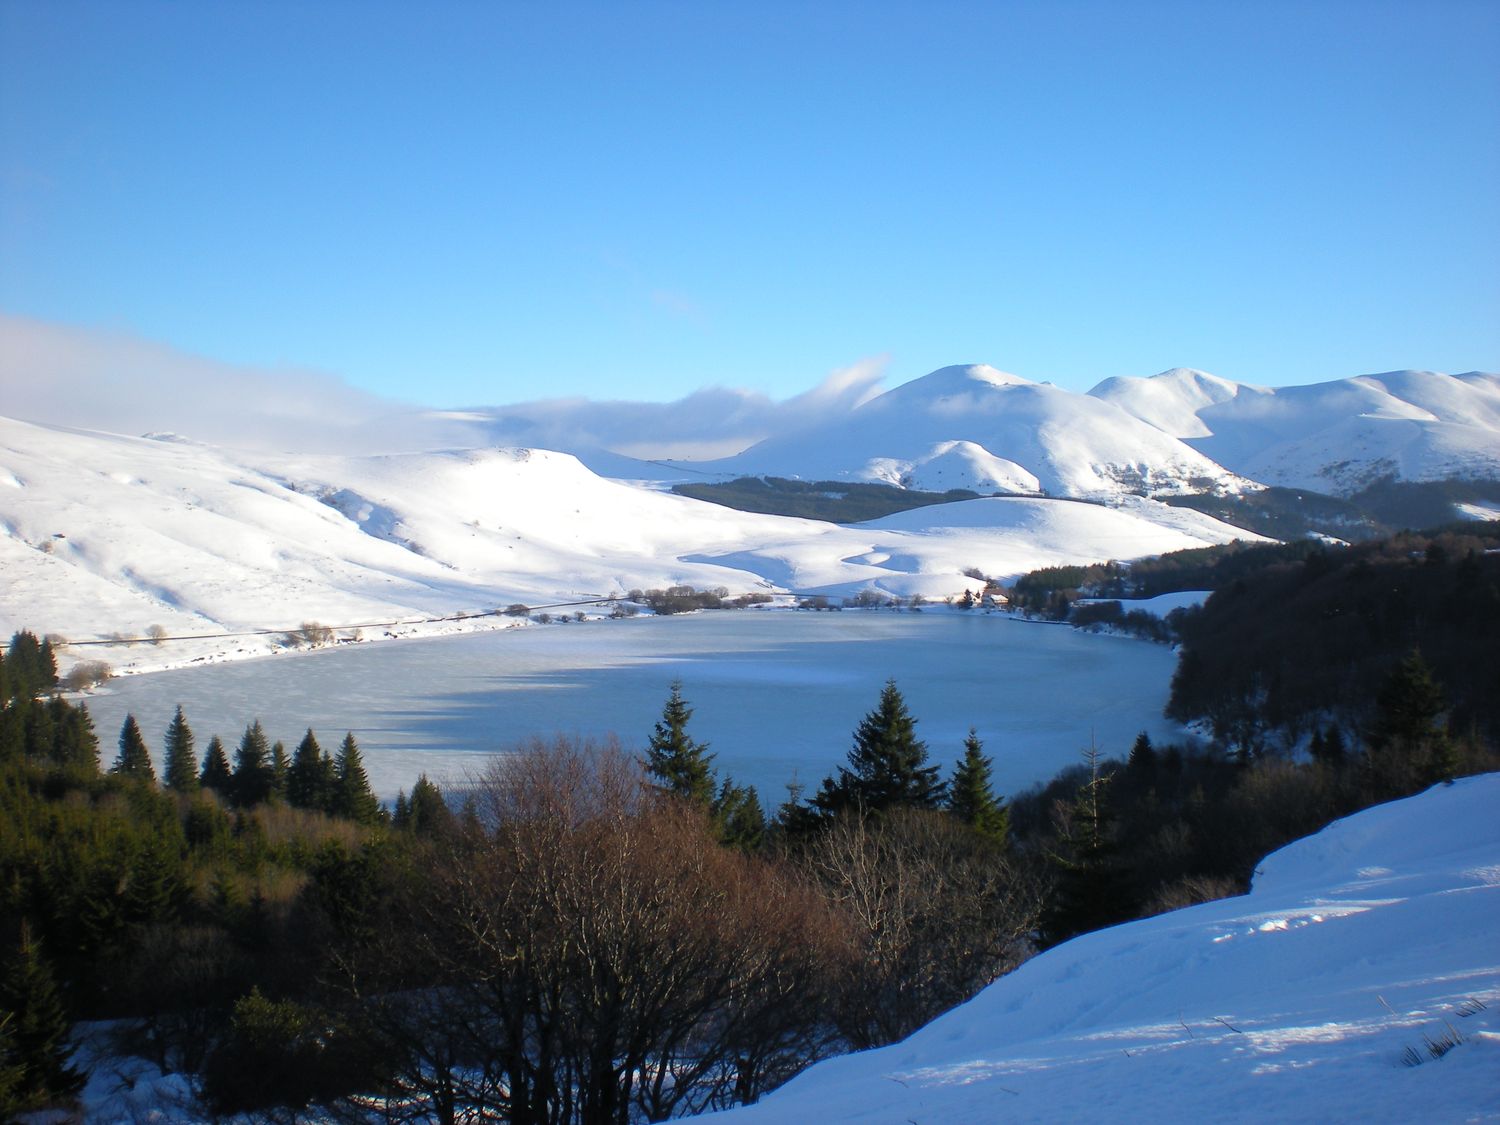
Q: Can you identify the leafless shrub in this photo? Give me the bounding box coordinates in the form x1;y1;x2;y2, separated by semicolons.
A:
802;808;1045;1048
368;737;852;1121
146;624;169;645
61;660;113;691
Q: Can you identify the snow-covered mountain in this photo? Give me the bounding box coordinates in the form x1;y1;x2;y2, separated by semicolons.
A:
0;415;1258;673
705;364;1248;499
1092;367;1500;494
716;774;1500;1124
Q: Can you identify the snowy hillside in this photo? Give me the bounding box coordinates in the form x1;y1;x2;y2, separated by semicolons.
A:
0;415;1258;673
1093;367;1500;494
704;365;1247;499
716;774;1500;1125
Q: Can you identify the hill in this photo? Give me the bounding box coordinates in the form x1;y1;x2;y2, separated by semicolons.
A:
714;773;1500;1125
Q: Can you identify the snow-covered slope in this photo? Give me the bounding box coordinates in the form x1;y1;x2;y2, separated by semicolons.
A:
1093;368;1500;494
0;415;1259;672
716;774;1500;1124
707;365;1247;499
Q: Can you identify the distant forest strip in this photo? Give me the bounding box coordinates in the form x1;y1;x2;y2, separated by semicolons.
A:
1164;475;1500;541
672;475;990;523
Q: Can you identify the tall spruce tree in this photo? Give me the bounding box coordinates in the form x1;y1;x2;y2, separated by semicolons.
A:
0;926;84;1110
200;735;232;796
231;721;275;807
162;705;198;792
111;714;156;784
1367;649;1456;787
945;729;1009;847
813;679;944;816
644;680;716;806
1042;743;1129;945
332;732;381;824
286;729;333;811
269;741;289;802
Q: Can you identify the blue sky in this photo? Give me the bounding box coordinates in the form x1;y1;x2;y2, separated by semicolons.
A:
2;0;1497;408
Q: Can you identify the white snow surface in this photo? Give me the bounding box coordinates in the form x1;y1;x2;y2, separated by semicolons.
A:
1093;367;1500;494
707;364;1247;499
0;415;1259;673
716;775;1500;1125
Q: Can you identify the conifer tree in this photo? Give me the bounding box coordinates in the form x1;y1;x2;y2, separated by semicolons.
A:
162;705;199;792
332;732;381;825
712;778;765;851
1367;649;1456;788
814;679;944;816
286;729;333;811
644;680;716;806
270;741;289;802
1126;731;1157;774
200;735;233;795
945;729;1009;847
406;774;453;837
231;721;275;807
0;926;84;1110
111;714;156;784
1042;744;1129;945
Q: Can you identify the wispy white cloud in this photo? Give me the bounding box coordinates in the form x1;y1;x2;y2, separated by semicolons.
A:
456;356;890;461
0;314;474;453
0;313;888;461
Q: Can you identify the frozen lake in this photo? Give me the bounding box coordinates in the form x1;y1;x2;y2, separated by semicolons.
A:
83;610;1190;804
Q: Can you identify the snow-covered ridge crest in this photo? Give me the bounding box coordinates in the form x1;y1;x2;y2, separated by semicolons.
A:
1092;367;1500;494
718;774;1500;1124
705;364;1250;500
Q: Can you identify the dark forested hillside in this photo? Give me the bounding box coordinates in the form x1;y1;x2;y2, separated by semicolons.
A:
1167;525;1500;748
672;476;983;523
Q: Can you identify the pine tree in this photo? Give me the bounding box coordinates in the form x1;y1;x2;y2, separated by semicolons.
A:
945;728;1009;847
200;735;233;795
644;680;716;806
111;714;156;784
231;721;275;807
331;733;381;825
1367;649;1455;789
1042;743;1129;945
813;679;944;816
270;741;289;802
0;926;84;1110
407;774;452;837
712;778;765;851
286;729;333;811
1126;731;1157;774
162;705;198;792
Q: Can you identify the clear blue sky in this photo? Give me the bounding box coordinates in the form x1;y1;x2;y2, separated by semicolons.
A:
2;0;1497;405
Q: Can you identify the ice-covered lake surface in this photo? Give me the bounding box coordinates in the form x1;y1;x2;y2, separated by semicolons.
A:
83;610;1191;802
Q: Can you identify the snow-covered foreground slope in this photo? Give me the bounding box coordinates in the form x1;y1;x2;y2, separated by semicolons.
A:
1093;367;1500;494
0;415;1258;672
717;775;1500;1125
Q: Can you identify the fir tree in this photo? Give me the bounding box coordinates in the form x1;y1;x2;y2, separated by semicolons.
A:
1126;731;1157;774
111;714;156;784
644;680;716;806
286;729;334;811
231;721;275;807
407;774;453;837
0;926;84;1110
270;741;290;802
331;732;381;825
1367;649;1456;788
945;728;1009;847
200;735;233;796
162;705;198;792
712;778;765;851
1042;744;1129;945
813;679;944;816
